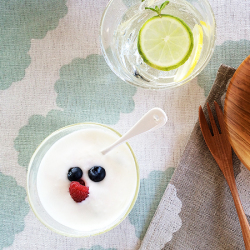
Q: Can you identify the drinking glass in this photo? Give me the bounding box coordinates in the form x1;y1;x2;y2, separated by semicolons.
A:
100;0;216;89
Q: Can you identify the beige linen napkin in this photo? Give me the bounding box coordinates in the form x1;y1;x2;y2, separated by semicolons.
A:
140;65;250;250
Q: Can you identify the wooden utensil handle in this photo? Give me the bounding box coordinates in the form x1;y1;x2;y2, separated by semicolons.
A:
227;177;250;250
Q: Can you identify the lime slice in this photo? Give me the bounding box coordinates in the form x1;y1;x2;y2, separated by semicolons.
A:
174;24;203;81
138;15;194;71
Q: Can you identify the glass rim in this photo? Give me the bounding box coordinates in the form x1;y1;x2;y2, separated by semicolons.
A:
27;122;140;237
100;0;217;90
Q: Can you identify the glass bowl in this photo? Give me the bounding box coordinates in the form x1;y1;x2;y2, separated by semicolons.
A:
100;0;216;89
27;123;139;237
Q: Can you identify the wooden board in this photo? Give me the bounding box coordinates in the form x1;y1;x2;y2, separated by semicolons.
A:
224;55;250;170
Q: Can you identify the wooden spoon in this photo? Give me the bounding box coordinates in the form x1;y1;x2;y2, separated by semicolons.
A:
224;55;250;171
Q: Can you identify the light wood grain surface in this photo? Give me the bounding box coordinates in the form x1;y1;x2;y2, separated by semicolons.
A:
225;55;250;171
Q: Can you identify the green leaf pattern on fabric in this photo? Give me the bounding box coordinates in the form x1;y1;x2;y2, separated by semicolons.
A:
0;172;29;249
129;167;175;239
14;55;136;169
0;0;68;90
197;40;250;96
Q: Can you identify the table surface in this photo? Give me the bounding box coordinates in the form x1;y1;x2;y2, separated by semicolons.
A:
0;0;250;249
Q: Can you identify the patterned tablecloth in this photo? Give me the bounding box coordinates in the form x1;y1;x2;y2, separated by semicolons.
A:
0;0;250;249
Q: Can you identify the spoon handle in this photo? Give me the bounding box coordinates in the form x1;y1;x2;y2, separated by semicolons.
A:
101;108;167;155
226;174;250;250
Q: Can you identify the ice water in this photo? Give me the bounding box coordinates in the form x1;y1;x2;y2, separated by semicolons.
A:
112;0;211;86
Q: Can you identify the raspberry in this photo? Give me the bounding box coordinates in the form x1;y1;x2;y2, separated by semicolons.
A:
77;179;85;186
69;181;89;202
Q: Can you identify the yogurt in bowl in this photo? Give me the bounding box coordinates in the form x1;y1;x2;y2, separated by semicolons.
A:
27;123;139;237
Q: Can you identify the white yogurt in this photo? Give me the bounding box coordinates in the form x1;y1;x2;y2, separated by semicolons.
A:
37;127;138;233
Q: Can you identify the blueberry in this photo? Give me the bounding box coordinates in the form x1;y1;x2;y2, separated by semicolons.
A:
88;166;106;182
67;167;83;182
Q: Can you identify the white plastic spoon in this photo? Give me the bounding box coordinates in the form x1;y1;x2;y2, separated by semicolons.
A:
101;108;167;155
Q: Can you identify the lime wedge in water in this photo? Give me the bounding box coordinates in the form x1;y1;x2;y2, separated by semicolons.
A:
174;23;203;81
138;15;194;71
